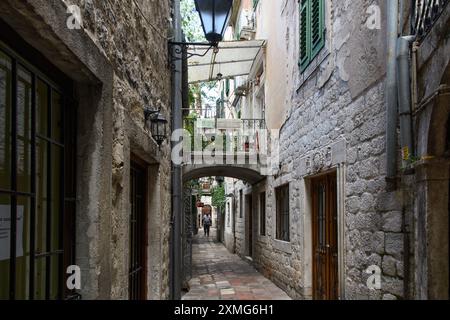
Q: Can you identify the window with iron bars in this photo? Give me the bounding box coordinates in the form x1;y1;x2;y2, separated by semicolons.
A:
276;185;290;242
0;27;76;300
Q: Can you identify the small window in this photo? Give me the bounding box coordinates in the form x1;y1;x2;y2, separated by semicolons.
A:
299;0;325;72
259;192;266;236
239;190;243;218
276;185;290;242
227;202;231;227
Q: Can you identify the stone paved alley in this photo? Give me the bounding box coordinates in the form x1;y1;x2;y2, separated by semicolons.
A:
182;229;291;300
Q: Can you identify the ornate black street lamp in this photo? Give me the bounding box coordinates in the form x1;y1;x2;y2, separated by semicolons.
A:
145;108;168;148
169;0;233;63
195;0;233;43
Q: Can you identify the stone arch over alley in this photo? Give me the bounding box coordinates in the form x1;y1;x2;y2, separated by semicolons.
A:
183;165;264;185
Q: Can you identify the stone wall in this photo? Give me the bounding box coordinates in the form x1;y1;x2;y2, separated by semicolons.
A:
0;0;172;299
224;0;407;300
66;0;173;299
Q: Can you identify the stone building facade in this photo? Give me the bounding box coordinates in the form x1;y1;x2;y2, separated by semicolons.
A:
0;0;172;299
222;0;449;300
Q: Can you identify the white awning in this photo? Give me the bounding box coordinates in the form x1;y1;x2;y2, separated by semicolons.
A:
188;40;266;84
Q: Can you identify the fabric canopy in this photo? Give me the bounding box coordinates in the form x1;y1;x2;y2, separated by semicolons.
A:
188;40;266;83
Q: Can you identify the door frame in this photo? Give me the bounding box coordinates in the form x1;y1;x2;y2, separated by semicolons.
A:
310;171;338;300
129;156;148;300
304;166;346;299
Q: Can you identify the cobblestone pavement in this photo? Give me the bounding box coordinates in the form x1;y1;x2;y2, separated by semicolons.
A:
182;229;291;300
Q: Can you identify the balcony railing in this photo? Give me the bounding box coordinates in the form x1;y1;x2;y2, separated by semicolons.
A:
183;117;267;153
412;0;449;39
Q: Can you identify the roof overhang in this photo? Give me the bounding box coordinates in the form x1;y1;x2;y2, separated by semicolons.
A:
188;40;266;84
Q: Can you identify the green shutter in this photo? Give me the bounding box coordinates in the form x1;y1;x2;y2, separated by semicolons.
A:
299;0;311;72
299;0;325;73
311;0;325;57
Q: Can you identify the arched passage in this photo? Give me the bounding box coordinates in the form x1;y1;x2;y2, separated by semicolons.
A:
182;165;265;185
414;60;450;299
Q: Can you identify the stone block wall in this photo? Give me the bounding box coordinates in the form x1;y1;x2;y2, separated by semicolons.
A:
225;0;407;300
0;0;173;299
66;0;173;299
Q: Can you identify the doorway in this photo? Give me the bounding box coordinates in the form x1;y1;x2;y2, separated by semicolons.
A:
245;194;253;257
129;161;147;300
311;172;338;300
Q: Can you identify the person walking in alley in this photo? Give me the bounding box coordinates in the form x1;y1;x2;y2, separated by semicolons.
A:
202;213;212;237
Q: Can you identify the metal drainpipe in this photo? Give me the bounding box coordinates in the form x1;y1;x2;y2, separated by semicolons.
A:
386;0;399;181
170;0;183;300
397;35;416;165
397;33;417;300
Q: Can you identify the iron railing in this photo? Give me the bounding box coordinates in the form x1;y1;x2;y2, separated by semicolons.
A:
412;0;449;39
183;117;266;153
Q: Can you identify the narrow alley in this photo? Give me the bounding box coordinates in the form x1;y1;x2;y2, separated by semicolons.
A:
182;229;291;301
0;0;449;304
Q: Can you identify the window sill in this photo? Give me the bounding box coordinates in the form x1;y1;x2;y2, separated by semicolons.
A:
272;239;292;254
258;235;268;244
297;47;330;93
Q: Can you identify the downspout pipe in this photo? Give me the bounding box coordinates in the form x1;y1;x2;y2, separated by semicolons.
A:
386;0;399;181
170;0;183;300
397;35;416;165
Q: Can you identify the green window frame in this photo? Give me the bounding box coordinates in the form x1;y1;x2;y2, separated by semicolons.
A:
299;0;325;73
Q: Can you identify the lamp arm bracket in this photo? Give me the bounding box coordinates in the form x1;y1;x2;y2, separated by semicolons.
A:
168;41;218;68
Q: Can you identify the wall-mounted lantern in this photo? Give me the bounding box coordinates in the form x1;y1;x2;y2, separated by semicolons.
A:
145;108;168;148
169;0;233;65
195;0;233;43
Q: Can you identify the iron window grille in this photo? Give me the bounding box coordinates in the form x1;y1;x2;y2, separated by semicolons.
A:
276;185;290;242
259;192;266;236
0;38;76;300
412;0;450;40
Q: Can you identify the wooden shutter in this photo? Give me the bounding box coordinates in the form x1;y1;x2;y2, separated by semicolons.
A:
311;0;325;57
299;0;311;72
299;0;325;72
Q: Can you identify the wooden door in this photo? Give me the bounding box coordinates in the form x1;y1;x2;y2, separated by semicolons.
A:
311;172;338;300
129;161;147;300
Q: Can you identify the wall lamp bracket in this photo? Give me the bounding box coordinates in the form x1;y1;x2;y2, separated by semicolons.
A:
168;41;219;68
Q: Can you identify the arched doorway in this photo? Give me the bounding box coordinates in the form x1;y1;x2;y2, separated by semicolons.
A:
414;63;450;299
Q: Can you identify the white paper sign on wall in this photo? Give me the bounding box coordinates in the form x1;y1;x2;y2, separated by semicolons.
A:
0;205;24;261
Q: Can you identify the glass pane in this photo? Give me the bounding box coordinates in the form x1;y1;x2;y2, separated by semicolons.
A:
36;138;47;257
0;194;11;299
34;256;45;300
0;50;11;190
15;196;31;299
196;0;213;34
51;90;62;143
51;145;62;252
36;79;48;137
214;0;231;34
17;67;32;193
49;254;60;299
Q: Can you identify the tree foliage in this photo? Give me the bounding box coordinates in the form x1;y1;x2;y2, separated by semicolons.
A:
211;183;226;210
181;0;205;42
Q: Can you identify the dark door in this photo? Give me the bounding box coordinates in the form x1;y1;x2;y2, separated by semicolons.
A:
246;194;253;257
129;161;147;300
311;172;338;300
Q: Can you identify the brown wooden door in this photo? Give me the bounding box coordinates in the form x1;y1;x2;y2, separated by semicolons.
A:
129;161;147;300
311;172;338;300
